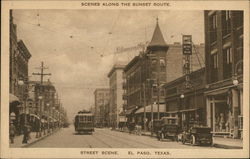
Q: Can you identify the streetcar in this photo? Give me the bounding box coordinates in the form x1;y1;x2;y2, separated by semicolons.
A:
74;110;94;134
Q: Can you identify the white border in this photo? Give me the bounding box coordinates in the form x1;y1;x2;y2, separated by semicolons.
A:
1;0;249;158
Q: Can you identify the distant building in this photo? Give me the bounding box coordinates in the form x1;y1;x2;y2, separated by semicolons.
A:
93;88;110;126
28;80;57;120
107;64;126;128
204;10;243;138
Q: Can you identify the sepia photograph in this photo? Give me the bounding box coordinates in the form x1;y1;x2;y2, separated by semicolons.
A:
1;0;249;158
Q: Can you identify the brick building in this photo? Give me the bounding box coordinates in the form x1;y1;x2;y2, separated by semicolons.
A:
204;10;243;138
123;19;169;125
9;10;32;133
163;68;206;130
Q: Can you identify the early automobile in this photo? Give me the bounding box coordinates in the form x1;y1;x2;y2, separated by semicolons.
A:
181;126;213;146
157;117;180;141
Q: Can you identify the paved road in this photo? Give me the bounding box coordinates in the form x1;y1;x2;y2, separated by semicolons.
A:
29;125;216;148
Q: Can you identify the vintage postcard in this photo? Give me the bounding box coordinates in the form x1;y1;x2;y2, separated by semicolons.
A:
1;0;249;158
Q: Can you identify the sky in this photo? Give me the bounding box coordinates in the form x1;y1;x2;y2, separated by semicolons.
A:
13;10;204;121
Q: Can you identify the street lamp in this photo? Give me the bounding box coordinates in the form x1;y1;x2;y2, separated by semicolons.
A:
18;80;27;126
180;94;185;99
233;60;243;86
38;95;43;137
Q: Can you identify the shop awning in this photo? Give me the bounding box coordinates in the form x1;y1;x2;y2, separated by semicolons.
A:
135;104;166;114
30;114;40;120
205;87;229;96
125;107;137;115
166;110;179;114
179;108;199;112
9;93;20;104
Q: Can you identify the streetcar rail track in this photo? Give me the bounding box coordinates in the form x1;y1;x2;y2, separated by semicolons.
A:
96;130;158;148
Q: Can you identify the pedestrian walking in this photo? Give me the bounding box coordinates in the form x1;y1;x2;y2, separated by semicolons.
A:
22;124;28;144
9;122;16;144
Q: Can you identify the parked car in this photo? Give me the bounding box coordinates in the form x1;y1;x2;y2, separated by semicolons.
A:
152;119;162;135
181;126;213;146
157;117;181;141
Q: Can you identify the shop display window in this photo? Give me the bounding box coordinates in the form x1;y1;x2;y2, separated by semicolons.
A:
214;103;230;132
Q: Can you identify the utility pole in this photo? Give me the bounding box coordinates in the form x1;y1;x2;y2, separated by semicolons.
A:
143;83;146;131
32;61;52;84
157;54;160;120
32;61;51;136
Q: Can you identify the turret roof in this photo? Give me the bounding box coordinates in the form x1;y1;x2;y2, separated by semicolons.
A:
148;19;167;48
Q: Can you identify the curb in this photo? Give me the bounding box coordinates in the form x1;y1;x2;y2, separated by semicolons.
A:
21;128;61;148
114;129;243;149
213;143;243;149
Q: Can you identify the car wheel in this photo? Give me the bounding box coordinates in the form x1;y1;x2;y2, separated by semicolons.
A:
191;135;196;146
161;133;164;141
209;140;213;147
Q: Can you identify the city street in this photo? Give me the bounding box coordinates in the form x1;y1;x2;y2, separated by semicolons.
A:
29;125;216;148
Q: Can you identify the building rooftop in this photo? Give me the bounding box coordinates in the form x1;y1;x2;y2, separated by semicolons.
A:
147;19;168;50
107;63;126;78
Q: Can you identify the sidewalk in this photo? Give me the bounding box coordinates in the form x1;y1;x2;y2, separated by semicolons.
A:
213;137;243;149
10;129;60;148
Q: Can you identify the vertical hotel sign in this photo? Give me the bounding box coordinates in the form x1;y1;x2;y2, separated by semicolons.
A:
182;35;192;88
182;35;192;55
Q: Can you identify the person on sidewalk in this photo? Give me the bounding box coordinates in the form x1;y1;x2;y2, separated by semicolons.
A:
22;124;28;144
22;123;31;144
9;122;16;144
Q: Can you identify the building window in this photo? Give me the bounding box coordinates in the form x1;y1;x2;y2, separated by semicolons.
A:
234;11;243;28
212;14;217;29
222;11;231;36
223;47;232;79
226;48;232;64
160;58;166;72
212;53;218;69
210;13;217;43
211;53;218;82
151;59;157;72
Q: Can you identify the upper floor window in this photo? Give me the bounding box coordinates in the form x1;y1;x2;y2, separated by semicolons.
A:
212;14;217;29
235;11;243;28
151;59;157;72
212;53;218;69
223;47;233;79
225;47;232;64
226;11;231;21
210;13;217;43
160;58;166;72
222;11;231;36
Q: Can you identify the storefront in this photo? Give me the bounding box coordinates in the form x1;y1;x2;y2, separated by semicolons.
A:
9;93;22;134
205;85;243;138
164;68;207;131
134;104;166;130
